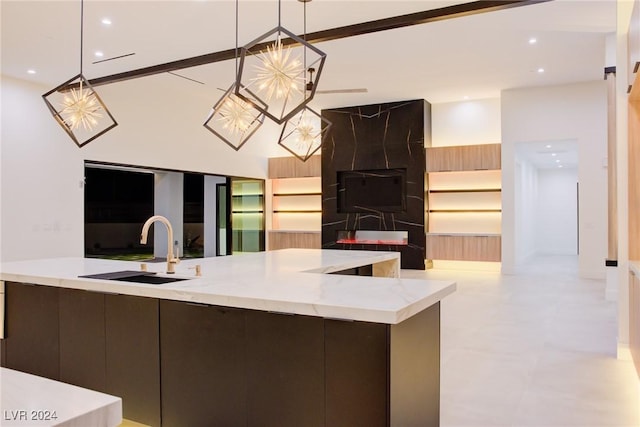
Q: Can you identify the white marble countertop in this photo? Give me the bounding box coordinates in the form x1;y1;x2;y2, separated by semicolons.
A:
0;249;455;324
0;368;121;427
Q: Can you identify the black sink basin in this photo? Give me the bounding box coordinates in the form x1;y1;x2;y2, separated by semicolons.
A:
79;270;189;285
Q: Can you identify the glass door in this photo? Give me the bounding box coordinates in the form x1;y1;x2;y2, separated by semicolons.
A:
216;181;231;256
230;178;265;253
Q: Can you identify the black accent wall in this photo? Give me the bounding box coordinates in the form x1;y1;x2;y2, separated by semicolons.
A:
321;99;431;270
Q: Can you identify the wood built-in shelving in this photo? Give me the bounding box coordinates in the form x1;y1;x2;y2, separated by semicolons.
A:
425;144;502;262
268;156;322;250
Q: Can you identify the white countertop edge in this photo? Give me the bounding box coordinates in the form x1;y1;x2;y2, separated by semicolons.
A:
0;368;122;427
0;250;455;325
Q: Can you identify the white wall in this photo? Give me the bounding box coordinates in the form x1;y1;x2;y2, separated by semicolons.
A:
536;168;578;255
0;77;85;262
0;75;282;262
154;172;184;259
514;157;538;262
502;81;608;278
431;98;501;147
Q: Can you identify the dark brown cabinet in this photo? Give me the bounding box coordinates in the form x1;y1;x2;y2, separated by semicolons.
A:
325;320;389;426
3;282;60;380
105;294;161;427
3;282;441;426
2;283;161;427
246;311;325;427
160;300;247;427
59;288;106;392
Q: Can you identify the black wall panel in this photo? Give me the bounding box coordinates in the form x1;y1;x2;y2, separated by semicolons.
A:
321;99;431;269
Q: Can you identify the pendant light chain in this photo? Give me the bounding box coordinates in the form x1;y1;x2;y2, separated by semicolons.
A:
303;0;307;70
278;0;282;28
79;0;84;75
235;0;239;74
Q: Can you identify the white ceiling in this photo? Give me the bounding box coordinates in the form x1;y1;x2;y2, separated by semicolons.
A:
1;0;616;110
516;140;579;170
4;0;616;169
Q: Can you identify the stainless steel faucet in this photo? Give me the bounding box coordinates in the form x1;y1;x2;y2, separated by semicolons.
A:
140;215;179;274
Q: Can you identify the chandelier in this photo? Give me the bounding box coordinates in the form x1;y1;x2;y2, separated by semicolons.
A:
42;0;117;147
234;0;326;125
203;0;266;150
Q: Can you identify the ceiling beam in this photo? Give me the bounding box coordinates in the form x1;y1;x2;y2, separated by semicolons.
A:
88;0;551;87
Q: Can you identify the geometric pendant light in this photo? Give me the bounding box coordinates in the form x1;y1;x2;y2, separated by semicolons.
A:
203;0;267;150
203;83;267;151
277;0;331;161
42;0;117;147
278;105;331;161
234;0;326;125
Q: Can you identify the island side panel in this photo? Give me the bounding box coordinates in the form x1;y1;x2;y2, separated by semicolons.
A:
324;319;390;426
372;258;400;278
3;282;60;380
390;302;440;426
246;310;325;427
59;288;107;392
160;300;247;427
105;294;161;427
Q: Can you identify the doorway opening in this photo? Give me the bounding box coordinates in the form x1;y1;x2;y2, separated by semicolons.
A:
514;140;579;266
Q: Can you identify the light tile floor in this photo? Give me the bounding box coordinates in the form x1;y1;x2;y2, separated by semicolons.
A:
402;255;639;427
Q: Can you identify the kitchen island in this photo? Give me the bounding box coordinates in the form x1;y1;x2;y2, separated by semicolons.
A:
0;249;455;427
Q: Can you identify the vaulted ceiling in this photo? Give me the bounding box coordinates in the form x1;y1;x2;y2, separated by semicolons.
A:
1;0;616;110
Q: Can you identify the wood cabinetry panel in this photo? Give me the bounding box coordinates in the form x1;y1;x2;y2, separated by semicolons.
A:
105;294;160;427
59;288;106;392
268;155;321;178
325;320;389;427
426;143;501;172
268;231;321;250
160;300;247;427
3;282;59;380
246;311;325;427
426;235;501;262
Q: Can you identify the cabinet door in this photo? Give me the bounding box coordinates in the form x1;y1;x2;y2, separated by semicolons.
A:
105;294;160;427
268;156;298;178
160;300;247;427
3;282;59;380
59;288;106;392
325;319;389;427
294;155;321;177
246;311;324;427
427;144;501;172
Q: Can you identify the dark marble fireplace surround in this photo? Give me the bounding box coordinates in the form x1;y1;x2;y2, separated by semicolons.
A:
321;99;431;270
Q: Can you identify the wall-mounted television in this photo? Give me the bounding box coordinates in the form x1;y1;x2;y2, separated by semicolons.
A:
337;168;407;213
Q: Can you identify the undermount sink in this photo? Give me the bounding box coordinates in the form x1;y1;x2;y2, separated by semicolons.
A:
79;270;189;285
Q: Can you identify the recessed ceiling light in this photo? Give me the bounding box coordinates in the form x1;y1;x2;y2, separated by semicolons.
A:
95;51;104;58
555;159;560;163
101;18;112;25
558;165;563;168
529;37;537;45
463;96;469;100
551;153;557;156
545;144;552;148
537;68;545;74
27;69;36;74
